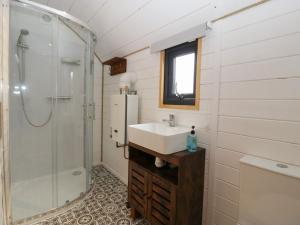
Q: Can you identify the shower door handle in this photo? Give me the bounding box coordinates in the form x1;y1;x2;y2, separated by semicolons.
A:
88;103;95;120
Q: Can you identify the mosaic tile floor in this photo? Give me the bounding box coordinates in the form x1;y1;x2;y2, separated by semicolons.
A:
32;166;149;225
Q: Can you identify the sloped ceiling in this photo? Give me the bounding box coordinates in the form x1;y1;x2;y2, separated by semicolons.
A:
30;0;214;61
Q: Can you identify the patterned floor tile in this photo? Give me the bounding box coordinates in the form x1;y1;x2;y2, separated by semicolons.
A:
31;166;149;225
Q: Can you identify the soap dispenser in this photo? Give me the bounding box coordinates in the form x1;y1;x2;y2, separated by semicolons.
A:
187;126;197;152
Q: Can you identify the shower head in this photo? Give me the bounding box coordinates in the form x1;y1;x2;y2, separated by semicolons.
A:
17;29;29;49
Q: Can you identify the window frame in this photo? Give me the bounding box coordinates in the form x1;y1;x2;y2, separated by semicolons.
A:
159;38;202;110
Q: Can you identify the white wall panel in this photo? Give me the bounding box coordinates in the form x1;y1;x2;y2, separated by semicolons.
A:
135;76;159;89
69;0;107;22
215;179;239;203
201;53;215;69
222;32;300;66
47;0;76;12
219;100;300;121
98;0;212;57
217;132;300;166
101;3;213;60
221;55;300;82
216;3;300;219
220;78;300;100
215;0;262;20
88;0;151;39
201;84;213;99
136;88;159;100
215;148;244;169
215;163;239;186
221;0;300;33
202;35;217;54
135;67;160;79
222;10;300;50
219;116;300;144
128;53;160;71
33;0;47;4
215;195;239;219
201;69;215;84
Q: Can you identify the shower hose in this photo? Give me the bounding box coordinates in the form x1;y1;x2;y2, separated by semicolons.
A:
16;45;53;127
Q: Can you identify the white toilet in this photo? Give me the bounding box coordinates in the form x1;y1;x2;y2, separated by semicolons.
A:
237;156;300;225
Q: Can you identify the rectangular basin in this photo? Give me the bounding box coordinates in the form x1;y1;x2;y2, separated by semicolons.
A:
128;123;190;154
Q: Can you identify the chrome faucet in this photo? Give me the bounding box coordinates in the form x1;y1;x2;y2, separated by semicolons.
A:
162;114;175;127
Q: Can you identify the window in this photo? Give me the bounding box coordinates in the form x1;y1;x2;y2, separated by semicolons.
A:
159;39;201;110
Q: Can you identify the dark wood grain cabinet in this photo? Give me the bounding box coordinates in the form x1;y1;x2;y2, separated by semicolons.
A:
103;57;127;75
128;142;206;225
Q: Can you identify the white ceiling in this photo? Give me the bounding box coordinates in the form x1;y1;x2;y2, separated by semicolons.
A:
30;0;214;61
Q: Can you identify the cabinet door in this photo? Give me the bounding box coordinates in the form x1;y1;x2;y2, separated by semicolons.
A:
147;176;177;225
128;162;148;217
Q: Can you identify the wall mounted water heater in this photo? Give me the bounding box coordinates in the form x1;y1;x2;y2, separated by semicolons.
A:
110;94;138;145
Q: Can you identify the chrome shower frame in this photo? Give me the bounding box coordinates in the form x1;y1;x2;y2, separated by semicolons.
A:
14;0;97;41
1;1;11;224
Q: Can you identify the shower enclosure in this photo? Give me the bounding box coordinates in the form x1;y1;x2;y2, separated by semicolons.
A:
4;0;96;223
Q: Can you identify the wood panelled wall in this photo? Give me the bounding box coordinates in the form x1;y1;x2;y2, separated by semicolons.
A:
102;1;300;225
214;1;300;224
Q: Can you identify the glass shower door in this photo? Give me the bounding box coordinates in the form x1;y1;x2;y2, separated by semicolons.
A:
55;19;94;206
9;3;58;221
9;1;95;222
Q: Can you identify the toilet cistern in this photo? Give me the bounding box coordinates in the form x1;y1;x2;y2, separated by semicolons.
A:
237;156;300;225
162;114;175;127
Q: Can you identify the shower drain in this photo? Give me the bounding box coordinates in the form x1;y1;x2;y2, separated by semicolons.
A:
72;171;82;176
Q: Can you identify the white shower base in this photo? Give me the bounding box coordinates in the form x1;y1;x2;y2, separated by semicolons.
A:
11;167;86;221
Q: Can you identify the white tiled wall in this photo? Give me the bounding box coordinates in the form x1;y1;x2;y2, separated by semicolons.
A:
102;1;300;225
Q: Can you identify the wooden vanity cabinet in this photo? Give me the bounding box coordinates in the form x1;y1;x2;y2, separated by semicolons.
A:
128;142;206;225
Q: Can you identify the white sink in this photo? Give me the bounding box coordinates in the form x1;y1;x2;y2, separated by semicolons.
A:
128;123;190;154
